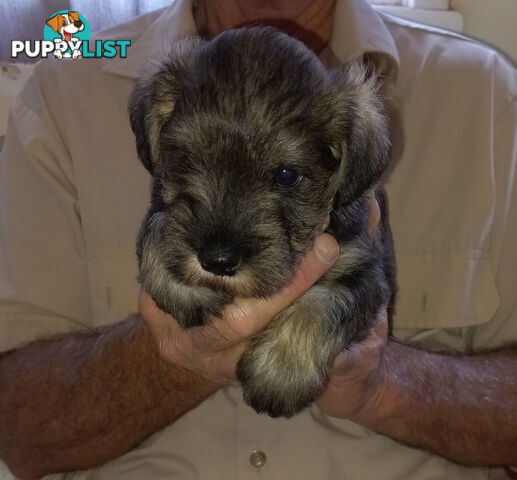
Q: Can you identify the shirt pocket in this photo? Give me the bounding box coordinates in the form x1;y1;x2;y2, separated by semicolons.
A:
87;249;140;328
392;251;500;350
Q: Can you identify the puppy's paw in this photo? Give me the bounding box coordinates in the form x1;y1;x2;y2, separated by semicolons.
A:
237;336;327;418
236;289;347;417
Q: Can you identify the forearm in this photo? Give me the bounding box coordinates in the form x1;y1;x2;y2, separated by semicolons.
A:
358;340;517;465
0;315;217;479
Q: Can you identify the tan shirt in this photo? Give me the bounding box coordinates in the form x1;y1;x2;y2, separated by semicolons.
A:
0;0;516;478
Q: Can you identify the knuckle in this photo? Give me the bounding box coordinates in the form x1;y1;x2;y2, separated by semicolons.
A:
156;329;193;365
222;303;254;339
225;304;246;325
294;260;315;292
138;293;154;319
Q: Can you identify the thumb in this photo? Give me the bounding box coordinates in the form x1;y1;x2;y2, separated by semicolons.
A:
286;232;340;294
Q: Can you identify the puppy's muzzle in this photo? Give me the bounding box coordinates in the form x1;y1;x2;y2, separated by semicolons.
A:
198;244;242;276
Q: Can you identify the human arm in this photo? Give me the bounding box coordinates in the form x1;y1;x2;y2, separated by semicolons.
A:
374;340;517;466
0;314;215;478
0;234;339;479
317;320;517;466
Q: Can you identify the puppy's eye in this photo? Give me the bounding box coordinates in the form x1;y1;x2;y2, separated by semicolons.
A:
275;167;302;188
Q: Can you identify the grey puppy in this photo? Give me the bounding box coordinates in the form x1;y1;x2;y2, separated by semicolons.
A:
129;27;395;418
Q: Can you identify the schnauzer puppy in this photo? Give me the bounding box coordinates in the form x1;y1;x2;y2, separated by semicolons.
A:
129;27;395;418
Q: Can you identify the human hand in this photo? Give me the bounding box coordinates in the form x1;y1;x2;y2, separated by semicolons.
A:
366;190;381;239
139;233;340;388
315;307;389;421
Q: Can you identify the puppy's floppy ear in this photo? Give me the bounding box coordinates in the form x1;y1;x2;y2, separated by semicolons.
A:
46;14;62;32
69;11;80;22
327;62;391;205
128;38;202;173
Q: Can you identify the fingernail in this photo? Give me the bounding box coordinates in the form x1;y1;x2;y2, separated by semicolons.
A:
314;234;339;264
322;214;331;232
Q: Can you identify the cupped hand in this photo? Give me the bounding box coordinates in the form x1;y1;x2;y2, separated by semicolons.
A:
139;233;340;387
315;306;389;422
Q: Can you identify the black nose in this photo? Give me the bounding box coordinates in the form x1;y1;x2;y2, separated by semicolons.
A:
198;247;241;276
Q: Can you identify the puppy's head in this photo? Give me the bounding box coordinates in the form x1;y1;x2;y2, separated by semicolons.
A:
130;27;390;300
46;12;83;36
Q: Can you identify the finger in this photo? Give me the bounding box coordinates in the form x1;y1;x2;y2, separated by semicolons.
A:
138;287;174;328
372;306;389;341
367;191;381;239
322;214;331;232
261;233;340;314
138;286;250;358
329;306;388;373
201;340;251;385
191;233;340;350
138;288;201;364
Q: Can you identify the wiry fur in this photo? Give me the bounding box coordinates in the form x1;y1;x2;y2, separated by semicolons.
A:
129;27;396;418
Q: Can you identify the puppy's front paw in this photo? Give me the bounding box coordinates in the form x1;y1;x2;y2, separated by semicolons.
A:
237;333;327;418
236;291;347;417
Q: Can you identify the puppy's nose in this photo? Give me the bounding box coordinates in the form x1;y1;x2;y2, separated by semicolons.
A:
198;247;241;276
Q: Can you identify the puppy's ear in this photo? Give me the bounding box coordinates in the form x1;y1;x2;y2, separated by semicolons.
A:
128;38;202;173
46;14;61;32
69;11;80;22
327;62;391;205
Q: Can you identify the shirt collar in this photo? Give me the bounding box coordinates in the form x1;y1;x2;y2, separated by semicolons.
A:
102;0;399;81
328;0;399;80
101;0;197;79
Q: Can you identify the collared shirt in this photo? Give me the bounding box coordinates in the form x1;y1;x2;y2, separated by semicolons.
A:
0;0;516;478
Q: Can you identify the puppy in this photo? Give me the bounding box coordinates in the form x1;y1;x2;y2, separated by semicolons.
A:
46;11;85;59
129;27;395;418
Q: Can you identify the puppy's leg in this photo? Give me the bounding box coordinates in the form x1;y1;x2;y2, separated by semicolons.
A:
237;285;347;418
237;264;389;418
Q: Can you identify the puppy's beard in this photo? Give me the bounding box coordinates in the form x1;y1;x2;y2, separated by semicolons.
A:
182;255;261;297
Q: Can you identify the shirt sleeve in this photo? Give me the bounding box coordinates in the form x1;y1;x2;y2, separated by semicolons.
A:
0;65;92;353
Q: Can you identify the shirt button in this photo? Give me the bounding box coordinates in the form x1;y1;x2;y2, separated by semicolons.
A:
249;450;267;468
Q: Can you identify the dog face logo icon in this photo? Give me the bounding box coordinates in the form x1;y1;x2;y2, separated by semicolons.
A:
44;10;90;59
46;12;84;43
